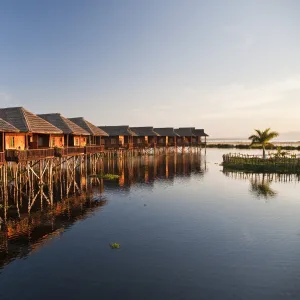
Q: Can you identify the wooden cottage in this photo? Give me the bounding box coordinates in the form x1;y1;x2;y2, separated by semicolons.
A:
129;127;160;147
38;113;90;156
0;118;19;164
153;128;179;147
69;117;108;154
174;128;197;146
193;129;209;145
0;107;63;161
98;126;136;149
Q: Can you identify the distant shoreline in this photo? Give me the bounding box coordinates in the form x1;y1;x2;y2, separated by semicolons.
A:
207;141;300;146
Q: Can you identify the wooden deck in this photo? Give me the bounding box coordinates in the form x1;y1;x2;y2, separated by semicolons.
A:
85;145;105;154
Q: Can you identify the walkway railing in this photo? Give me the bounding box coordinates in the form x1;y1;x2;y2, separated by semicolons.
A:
85;145;105;154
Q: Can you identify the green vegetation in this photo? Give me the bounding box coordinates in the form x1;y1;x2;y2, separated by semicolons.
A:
207;144;300;150
98;174;119;180
223;154;300;173
110;242;121;249
248;128;279;158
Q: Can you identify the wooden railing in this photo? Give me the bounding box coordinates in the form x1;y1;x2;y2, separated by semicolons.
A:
6;148;55;162
54;147;85;157
85;145;105;154
0;152;4;164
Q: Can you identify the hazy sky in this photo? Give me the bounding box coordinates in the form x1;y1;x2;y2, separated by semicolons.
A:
0;0;299;137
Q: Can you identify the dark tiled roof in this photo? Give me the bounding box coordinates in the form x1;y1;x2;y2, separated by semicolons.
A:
174;127;196;136
69;118;108;136
38;114;90;135
193;129;209;137
153;128;179;137
98;126;137;136
130;127;160;136
0;118;19;132
0;107;63;134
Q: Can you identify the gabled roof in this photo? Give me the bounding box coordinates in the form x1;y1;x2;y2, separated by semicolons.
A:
69;117;108;136
153;128;179;137
38;114;90;136
98;126;137;136
0;118;19;132
0;107;63;134
193;129;209;137
130;127;160;137
174;127;196;136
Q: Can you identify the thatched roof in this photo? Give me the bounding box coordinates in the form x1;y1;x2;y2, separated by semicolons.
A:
69;118;108;136
193;129;209;137
153;128;179;137
98;126;137;136
174;127;196;136
0;118;19;132
38;114;90;136
130;127;160;137
0;107;63;134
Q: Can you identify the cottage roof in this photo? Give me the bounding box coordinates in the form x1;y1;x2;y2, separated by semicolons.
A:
38;114;90;136
98;126;137;136
174;127;196;136
130;127;160;137
0;107;63;134
193;129;209;137
153;128;179;137
0;118;19;132
69;118;108;136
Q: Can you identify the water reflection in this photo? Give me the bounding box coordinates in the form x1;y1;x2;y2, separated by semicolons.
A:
0;153;206;269
223;171;300;200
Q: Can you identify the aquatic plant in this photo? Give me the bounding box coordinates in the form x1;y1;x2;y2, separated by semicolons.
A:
98;173;119;180
110;243;120;249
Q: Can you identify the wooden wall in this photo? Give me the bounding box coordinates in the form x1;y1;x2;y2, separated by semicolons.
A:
5;133;26;150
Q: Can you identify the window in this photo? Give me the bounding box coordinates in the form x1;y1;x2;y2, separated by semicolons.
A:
111;138;116;145
137;138;142;144
74;137;80;146
10;137;15;148
51;138;55;147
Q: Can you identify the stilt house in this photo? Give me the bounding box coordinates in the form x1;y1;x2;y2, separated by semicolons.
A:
129;127;160;147
0;107;63;161
98;126;136;149
153;128;179;147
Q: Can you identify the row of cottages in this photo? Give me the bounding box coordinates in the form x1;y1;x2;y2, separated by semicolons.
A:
96;126;208;148
0;107;108;162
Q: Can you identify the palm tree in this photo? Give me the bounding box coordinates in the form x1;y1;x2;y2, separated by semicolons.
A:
248;128;279;159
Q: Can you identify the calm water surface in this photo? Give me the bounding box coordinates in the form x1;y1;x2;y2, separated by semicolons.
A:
1;149;300;300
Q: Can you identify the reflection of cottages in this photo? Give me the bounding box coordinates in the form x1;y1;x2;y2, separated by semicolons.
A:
98;126;136;150
0;107;63;162
130;127;160;148
0;193;107;269
38;113;90;156
69;117;108;154
153;128;179;147
0;118;19;164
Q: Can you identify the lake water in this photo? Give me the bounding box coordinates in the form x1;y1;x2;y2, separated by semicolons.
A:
1;149;300;300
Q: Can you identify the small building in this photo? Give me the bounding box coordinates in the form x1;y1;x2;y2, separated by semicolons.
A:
153;128;179;147
129;127;160;147
0;118;19;164
193;129;209;145
69;117;108;153
38;113;90;156
0;107;63;161
98;126;136;149
174;127;196;146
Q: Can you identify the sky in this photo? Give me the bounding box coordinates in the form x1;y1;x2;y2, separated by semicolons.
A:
0;0;300;138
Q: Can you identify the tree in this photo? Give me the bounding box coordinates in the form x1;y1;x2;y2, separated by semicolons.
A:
248;128;279;158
